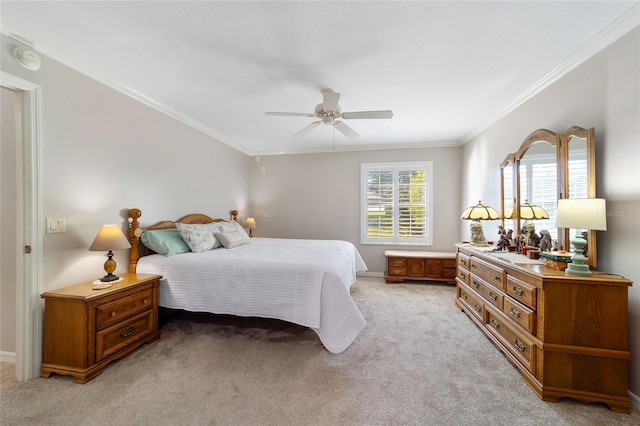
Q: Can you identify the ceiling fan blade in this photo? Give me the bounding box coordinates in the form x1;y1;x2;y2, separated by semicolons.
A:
322;89;341;111
341;110;394;119
293;121;322;138
334;121;359;139
265;112;315;117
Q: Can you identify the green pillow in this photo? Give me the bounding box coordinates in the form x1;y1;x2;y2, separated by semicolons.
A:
141;229;191;256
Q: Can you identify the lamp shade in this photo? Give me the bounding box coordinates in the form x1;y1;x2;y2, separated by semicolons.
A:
555;198;607;231
461;201;500;221
244;217;257;229
89;225;132;251
504;200;549;220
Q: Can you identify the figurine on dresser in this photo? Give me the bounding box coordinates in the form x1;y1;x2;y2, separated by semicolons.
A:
539;229;553;252
495;226;516;252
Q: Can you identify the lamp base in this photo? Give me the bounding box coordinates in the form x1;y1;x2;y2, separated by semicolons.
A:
469;221;489;247
99;273;120;283
565;235;591;276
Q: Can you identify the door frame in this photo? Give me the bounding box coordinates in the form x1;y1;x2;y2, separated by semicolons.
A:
1;72;43;381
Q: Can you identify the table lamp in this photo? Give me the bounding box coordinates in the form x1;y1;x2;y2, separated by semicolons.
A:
555;198;606;276
89;225;132;285
504;200;549;226
244;217;257;237
461;201;500;246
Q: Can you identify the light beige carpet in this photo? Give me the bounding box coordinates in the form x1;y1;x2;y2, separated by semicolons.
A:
1;276;637;425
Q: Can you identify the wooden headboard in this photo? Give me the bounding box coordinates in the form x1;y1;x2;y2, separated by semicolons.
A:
127;208;239;273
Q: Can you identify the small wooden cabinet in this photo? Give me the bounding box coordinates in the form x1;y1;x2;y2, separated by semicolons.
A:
385;250;456;284
455;243;633;413
41;273;161;383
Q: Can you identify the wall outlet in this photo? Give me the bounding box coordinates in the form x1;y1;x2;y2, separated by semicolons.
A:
45;217;66;233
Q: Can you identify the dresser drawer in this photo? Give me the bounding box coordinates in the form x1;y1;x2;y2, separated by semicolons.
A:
503;297;536;334
470;257;505;290
457;252;471;270
485;306;535;372
96;288;153;330
457;266;471;284
470;276;504;310
506;276;537;310
96;310;153;362
457;281;485;321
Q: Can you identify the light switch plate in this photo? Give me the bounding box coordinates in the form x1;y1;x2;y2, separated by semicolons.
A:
45;217;66;234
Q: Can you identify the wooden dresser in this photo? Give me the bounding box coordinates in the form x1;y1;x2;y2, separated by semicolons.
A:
454;243;633;413
385;250;456;284
41;273;161;383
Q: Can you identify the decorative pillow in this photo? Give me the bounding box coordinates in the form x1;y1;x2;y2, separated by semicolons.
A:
140;229;191;256
176;223;220;253
215;220;246;234
214;231;250;249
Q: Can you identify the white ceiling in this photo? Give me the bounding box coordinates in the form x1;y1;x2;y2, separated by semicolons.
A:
1;1;638;155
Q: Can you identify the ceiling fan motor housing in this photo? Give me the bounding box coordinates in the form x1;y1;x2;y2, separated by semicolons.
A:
315;103;341;124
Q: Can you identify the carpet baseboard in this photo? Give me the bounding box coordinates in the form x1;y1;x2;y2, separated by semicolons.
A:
630;390;640;411
0;352;16;363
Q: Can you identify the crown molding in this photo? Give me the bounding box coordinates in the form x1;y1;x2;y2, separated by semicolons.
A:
461;3;640;144
1;19;252;155
249;139;462;156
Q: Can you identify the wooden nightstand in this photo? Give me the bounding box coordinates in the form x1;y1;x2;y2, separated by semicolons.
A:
40;273;161;383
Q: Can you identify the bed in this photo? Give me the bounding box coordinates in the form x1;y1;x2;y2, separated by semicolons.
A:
127;208;367;353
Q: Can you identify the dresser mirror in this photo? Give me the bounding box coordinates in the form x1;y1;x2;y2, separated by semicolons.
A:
560;126;597;267
500;126;597;267
500;155;516;237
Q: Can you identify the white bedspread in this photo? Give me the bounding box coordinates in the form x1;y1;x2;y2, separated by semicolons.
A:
136;237;367;353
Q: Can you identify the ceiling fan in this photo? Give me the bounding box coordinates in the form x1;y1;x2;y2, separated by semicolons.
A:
264;89;393;139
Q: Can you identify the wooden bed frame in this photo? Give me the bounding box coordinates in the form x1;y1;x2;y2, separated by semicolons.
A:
127;208;239;273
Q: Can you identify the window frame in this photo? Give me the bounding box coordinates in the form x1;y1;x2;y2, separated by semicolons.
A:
360;161;433;246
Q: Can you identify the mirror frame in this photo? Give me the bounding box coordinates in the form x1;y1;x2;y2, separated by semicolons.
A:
559;126;597;267
500;126;597;267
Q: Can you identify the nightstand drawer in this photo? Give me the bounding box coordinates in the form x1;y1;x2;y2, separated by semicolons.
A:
96;310;153;362
96;288;153;330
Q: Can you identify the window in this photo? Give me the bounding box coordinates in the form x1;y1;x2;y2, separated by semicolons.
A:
361;161;433;245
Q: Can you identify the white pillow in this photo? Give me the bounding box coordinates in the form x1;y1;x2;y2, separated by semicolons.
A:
215;220;246;234
214;231;250;249
175;223;220;252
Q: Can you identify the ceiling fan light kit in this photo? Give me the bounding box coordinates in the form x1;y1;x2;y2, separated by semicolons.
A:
265;89;393;141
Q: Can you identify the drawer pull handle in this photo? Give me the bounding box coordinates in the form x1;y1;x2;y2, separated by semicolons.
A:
120;326;136;338
461;292;468;300
471;264;476;269
510;307;522;318
472;280;480;288
490;318;500;329
461;259;467;266
512;286;525;296
474;304;482;313
494;276;501;282
460;272;467;279
142;299;148;305
489;292;498;301
110;312;116;317
514;338;527;352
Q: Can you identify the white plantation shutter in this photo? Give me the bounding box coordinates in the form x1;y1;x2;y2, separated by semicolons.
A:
519;153;558;241
361;162;433;245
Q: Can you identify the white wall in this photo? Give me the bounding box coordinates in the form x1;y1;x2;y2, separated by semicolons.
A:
1;87;18;353
460;28;640;396
249;146;462;273
1;33;252;291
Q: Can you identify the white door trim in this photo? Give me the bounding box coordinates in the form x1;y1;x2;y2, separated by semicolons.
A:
1;72;43;381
